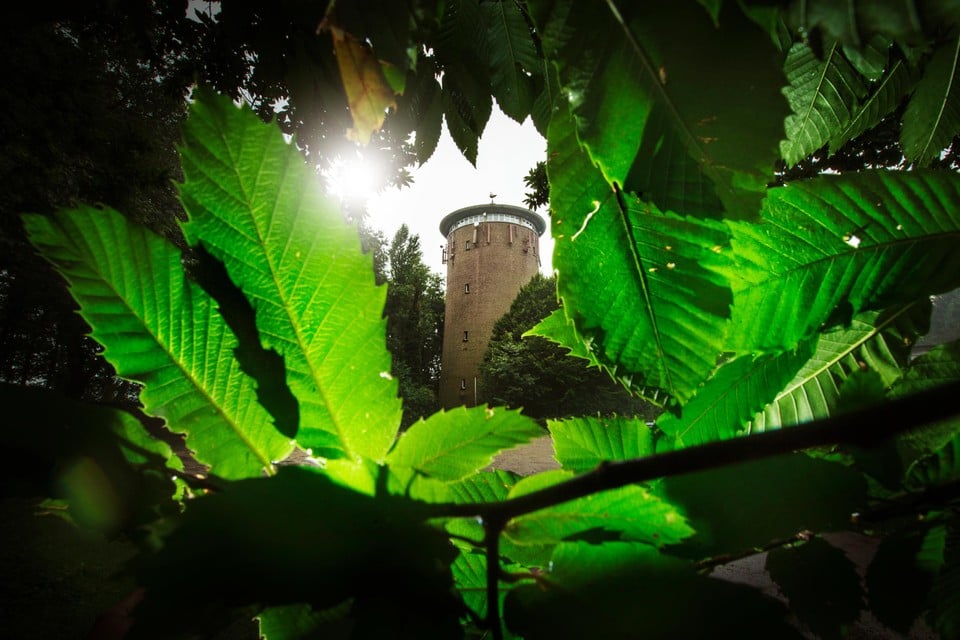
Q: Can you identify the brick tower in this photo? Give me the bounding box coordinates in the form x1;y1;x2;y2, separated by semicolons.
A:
438;203;546;408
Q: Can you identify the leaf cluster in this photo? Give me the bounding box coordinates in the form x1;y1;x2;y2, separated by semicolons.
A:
9;2;960;639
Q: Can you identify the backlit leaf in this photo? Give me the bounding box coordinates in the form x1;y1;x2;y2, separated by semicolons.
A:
657;344;814;449
749;303;927;432
548;415;656;472
548;110;731;404
23;208;293;480
504;470;693;548
526;309;669;405
179;88;401;461
715;171;960;354
329;24;398;144
387;406;542;482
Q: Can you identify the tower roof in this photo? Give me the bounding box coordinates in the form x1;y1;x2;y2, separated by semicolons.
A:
439;203;546;237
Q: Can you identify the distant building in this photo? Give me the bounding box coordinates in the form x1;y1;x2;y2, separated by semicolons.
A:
438;203;546;407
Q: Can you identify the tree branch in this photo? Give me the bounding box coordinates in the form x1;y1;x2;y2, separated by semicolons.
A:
427;380;960;521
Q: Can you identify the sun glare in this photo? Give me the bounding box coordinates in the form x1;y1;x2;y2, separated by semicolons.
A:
324;149;384;205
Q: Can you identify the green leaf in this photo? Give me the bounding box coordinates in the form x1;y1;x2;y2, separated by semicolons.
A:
906;433;960;490
784;1;960;48
780;40;869;166
447;469;519;503
750;303;927;432
765;537;864;640
866;522;947;632
844;35;893;81
503;541;802;639
662;453;867;557
258;603;343;640
656;345;814;449
530;58;560;137
178;88;401;461
891;341;960;466
483;0;538;122
715;171;960;354
451;550;527;626
22;208;293;480
135;467;464;639
387;405;542;482
902;34;960;166
548;415;656;472
402;62;445;164
526;309;669;405
1;383;184;533
548;111;732;404
929;530;960;640
504;470;693;548
832;53;916;154
533;0;788;217
437;0;492;164
328;24;397;145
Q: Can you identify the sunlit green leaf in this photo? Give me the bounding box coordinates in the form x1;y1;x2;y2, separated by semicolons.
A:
447;469;519;504
387;406;542;482
179;88;401;461
23;208;293;480
526;309;669;405
715;171;960;354
548;415;656;472
504;470;693;548
657;345;813;449
548;111;731;404
749;303;927;432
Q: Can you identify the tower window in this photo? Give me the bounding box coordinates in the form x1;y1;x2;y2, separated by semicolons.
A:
465;240;471;250
464;283;470;294
463;331;469;342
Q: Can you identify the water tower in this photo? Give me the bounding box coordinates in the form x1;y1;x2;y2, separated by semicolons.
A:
438;202;546;408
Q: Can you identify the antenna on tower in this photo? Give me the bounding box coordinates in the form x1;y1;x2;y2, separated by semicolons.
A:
489;192;497;203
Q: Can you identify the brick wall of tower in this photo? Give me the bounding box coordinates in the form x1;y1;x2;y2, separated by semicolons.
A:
439;209;542;408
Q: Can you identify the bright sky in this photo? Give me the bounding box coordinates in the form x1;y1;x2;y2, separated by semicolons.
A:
365;106;550;277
